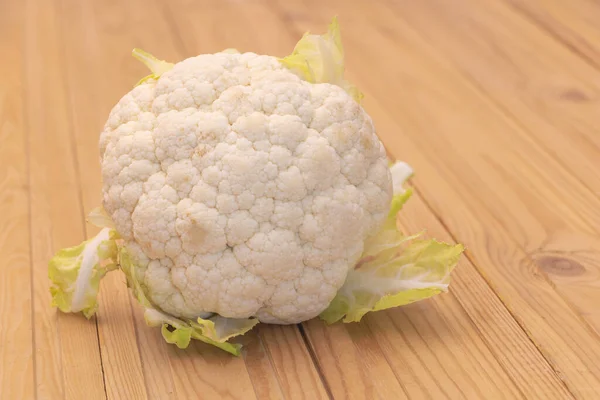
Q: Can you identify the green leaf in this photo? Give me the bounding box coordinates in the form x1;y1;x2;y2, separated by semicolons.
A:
120;247;257;355
48;228;119;318
143;308;250;356
87;206;116;229
319;161;464;324
131;48;175;87
161;324;192;349
195;315;259;343
279;16;363;103
119;246;152;309
320;235;464;324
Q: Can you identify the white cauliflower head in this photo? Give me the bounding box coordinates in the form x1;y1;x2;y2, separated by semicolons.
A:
48;18;462;355
99;50;392;323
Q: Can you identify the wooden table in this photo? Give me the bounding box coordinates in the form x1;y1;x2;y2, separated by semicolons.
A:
2;0;599;398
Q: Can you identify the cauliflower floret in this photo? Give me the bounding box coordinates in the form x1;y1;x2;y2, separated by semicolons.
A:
99;51;392;324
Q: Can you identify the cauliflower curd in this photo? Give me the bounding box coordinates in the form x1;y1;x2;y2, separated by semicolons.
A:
49;18;463;355
101;50;391;324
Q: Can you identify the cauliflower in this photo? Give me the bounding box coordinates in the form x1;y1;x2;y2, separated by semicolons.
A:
49;18;464;355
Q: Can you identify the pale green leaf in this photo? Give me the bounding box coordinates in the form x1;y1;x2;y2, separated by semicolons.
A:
132;48;174;87
195;315;259;342
121;247;257;355
48;228;119;318
321;235;464;324
279;16;363;102
320;161;464;324
87;206;116;230
161;324;192;349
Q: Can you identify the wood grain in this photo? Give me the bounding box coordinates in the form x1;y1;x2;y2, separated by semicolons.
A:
0;1;34;399
503;0;600;67
56;1;148;398
300;319;409;399
388;0;600;193
3;0;600;398
256;325;330;400
350;0;600;329
23;0;107;398
397;189;574;399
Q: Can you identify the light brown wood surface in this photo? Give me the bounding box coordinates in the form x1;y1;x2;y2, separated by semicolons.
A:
1;0;598;399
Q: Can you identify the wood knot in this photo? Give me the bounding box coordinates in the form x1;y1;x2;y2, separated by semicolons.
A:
559;89;589;103
536;256;585;276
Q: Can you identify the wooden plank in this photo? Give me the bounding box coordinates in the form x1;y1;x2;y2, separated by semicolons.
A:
129;304;178;400
273;0;600;396
375;103;600;398
23;0;107;399
256;325;331;400
301;320;409;399
397;189;574;399
503;0;600;67
379;0;600;337
166;344;259;400
60;1;189;397
237;327;286;400
387;0;600;193
160;0;294;57
57;0;149;398
0;1;34;399
303;270;528;399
